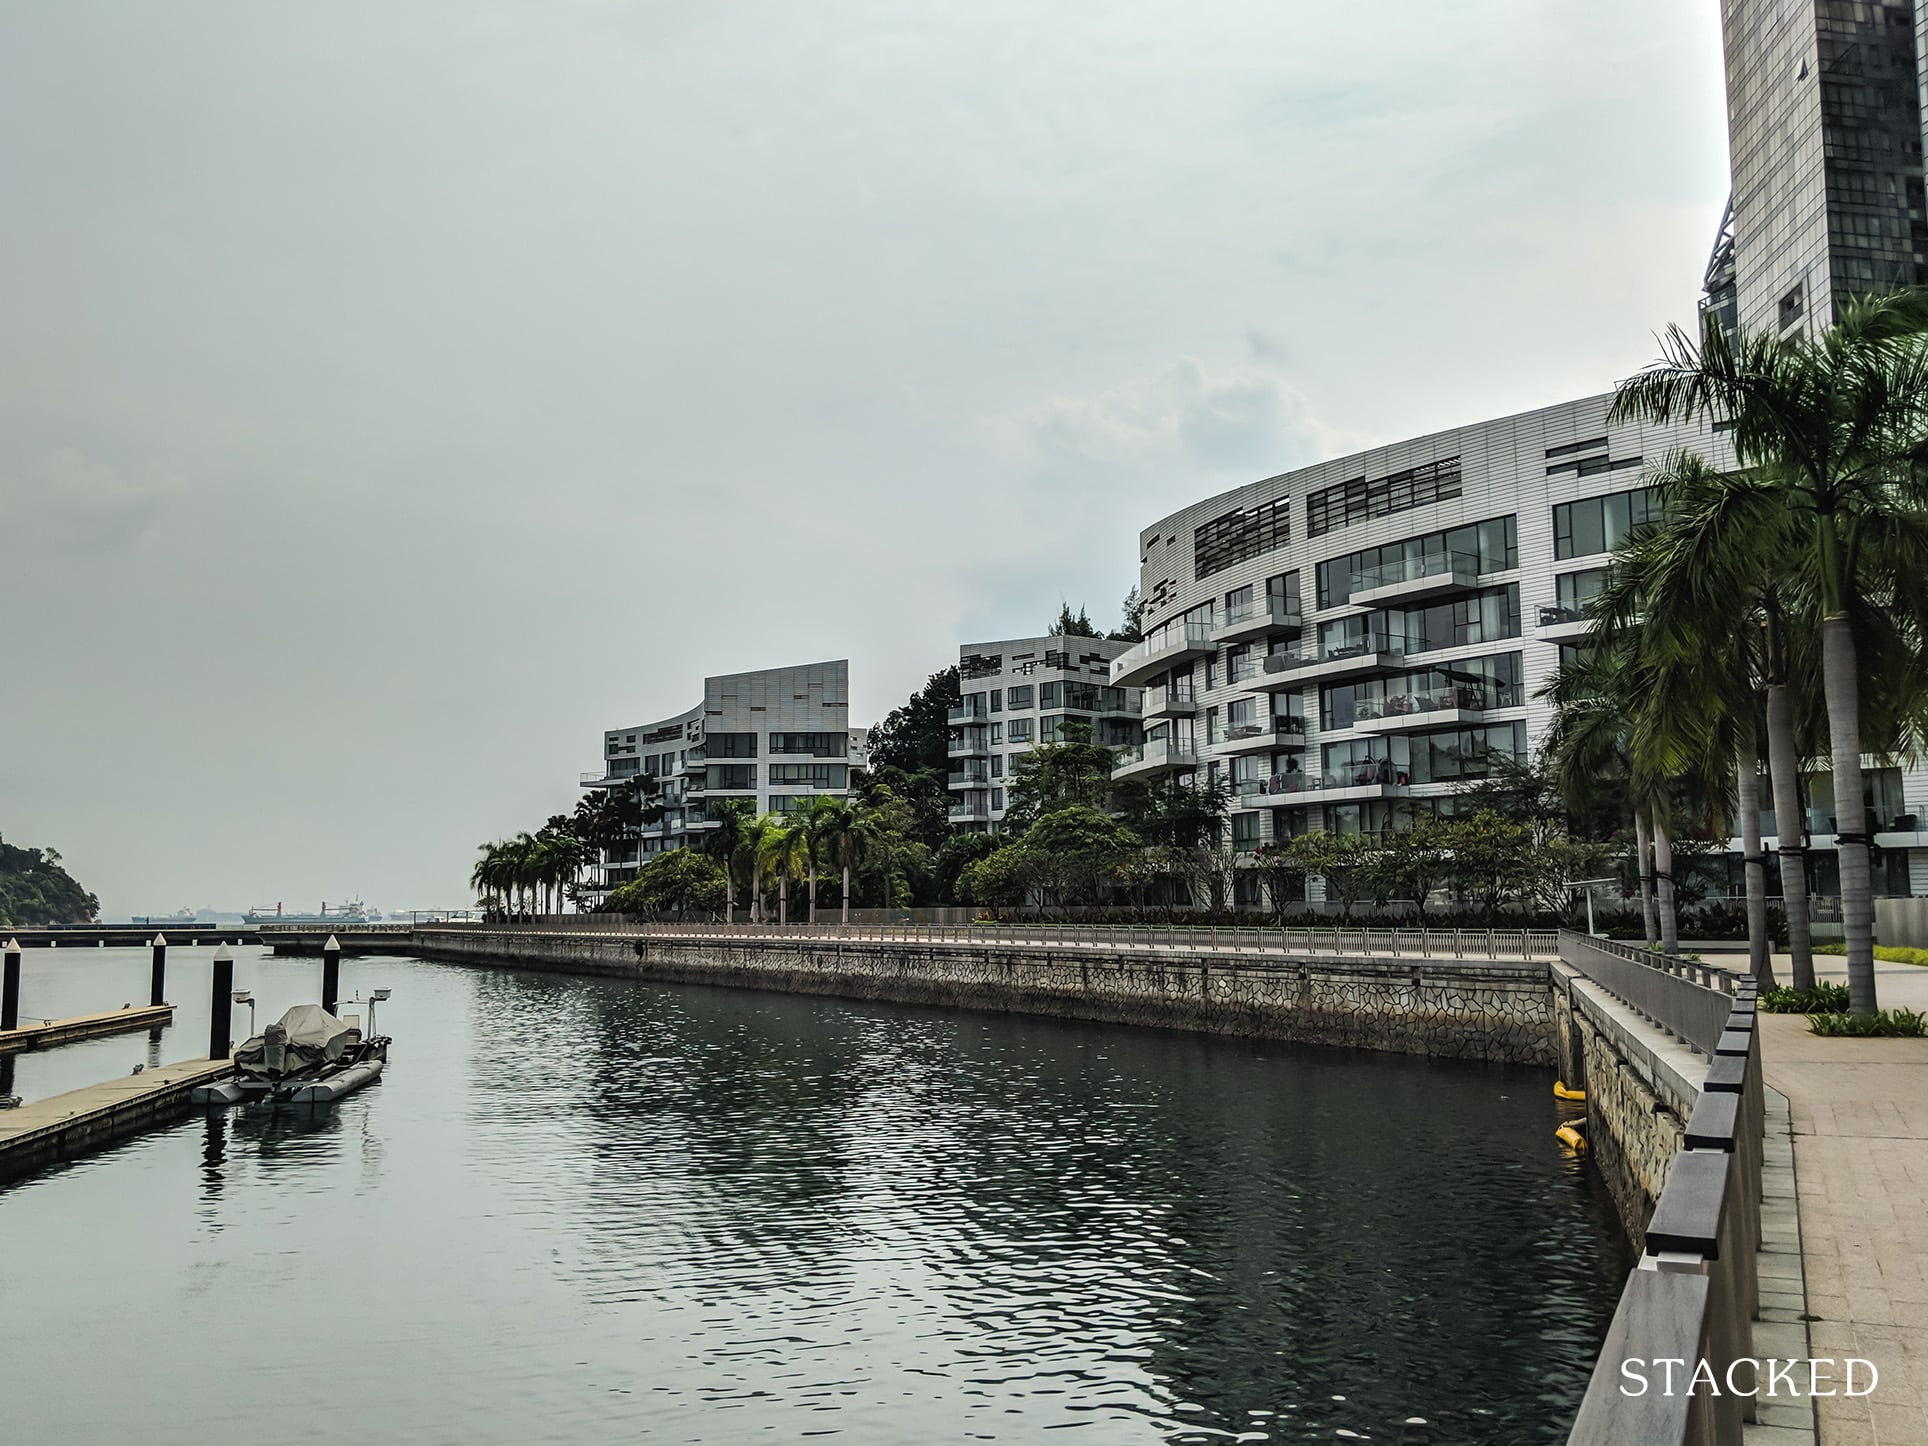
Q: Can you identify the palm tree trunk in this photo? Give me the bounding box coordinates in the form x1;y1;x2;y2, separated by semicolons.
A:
1653;815;1679;955
1821;613;1879;1013
725;874;735;926
808;857;818;924
778;874;788;926
1765;679;1815;991
1635;810;1658;949
1737;734;1774;986
841;854;852;925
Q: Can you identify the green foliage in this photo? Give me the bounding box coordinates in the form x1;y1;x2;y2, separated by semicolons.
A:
1110;586;1145;643
1815;942;1928;966
1760;982;1852;1014
954;844;1030;909
865;666;960;850
1049;601;1101;638
1000;720;1117;830
604;849;727;920
1114;776;1232;851
0;834;99;925
1806;1008;1926;1037
952;806;1141;912
935;830;1000;904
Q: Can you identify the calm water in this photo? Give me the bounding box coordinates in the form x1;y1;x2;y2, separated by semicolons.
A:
0;946;1630;1444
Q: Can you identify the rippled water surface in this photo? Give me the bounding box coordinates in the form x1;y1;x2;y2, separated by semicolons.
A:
0;948;1630;1444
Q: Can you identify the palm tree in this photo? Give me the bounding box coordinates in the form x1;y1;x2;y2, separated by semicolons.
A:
1612;294;1928;1012
702;800;755;924
808;796;871;925
756;816;805;926
795;796;843;924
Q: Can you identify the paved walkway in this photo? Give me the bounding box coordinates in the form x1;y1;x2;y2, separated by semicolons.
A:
1760;955;1928;1444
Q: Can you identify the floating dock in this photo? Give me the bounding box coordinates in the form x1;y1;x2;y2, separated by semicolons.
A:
0;1057;233;1181
0;1005;175;1055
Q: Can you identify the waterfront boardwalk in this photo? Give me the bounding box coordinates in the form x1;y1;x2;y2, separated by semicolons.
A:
0;1004;174;1055
0;1056;232;1180
1761;958;1928;1444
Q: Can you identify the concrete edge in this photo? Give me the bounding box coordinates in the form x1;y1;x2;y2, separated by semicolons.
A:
1744;1086;1817;1444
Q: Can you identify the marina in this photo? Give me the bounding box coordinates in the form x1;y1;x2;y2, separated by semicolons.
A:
0;1003;174;1055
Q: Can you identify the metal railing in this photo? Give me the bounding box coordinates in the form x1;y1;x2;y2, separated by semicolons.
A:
1350;550;1479;593
1559;931;1738;1053
418;917;1560;961
1566;972;1764;1445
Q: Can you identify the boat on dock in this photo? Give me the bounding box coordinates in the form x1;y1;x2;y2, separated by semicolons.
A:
193;997;391;1108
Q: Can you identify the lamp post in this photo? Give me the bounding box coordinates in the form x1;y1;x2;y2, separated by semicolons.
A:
231;990;256;1040
1564;877;1618;938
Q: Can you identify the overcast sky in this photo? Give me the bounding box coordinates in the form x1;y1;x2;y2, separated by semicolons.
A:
0;2;1730;916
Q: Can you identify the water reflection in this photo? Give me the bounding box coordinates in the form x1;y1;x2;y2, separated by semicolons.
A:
0;957;1628;1446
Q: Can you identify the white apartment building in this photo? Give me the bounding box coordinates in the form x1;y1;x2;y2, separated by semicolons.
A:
1111;395;1928;907
584;659;868;893
948;636;1143;831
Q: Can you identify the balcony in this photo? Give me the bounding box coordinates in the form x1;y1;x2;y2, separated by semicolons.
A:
1349;686;1491;734
1100;691;1144;717
1216;716;1308;756
948;703;990;726
1347;552;1481;609
682;751;706;772
950;799;992;822
1241;766;1412;804
580;768;643;788
1213;596;1304;645
948;732;991;757
1111;737;1200;782
1144;682;1198;720
1110;624;1215;688
948;769;992;791
1537;603;1593;642
1256;634;1414;688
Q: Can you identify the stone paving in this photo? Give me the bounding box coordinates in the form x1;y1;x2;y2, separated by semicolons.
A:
1760;955;1928;1445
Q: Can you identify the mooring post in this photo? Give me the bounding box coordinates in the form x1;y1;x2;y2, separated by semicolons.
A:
1;938;20;1033
150;933;168;1008
321;934;341;1017
209;945;235;1059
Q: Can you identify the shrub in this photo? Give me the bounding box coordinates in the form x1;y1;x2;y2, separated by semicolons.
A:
1760;982;1852;1014
1813;942;1928;966
1807;1008;1927;1038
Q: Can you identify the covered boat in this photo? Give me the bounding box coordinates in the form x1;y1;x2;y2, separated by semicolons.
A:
205;1002;389;1105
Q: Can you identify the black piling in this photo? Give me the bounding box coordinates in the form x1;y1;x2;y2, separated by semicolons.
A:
209;946;234;1060
1;938;20;1033
321;935;341;1017
150;933;168;1008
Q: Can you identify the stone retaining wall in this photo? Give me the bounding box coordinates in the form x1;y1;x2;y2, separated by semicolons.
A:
1550;965;1704;1249
411;928;1556;1065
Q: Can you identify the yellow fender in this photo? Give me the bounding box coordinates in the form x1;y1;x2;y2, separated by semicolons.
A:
1555;1124;1587;1151
1553;1081;1586;1101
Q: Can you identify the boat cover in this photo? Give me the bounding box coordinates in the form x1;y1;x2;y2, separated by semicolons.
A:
235;1005;360;1080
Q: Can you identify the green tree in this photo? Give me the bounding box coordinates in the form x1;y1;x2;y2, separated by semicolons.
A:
1001;719;1118;829
1109;586;1145;643
0;835;100;925
756;815;808;925
1429;810;1539;924
1020;806;1141;910
935;830;1001;905
1286;832;1373;919
702;799;757;924
1612;292;1928;1012
1049;601;1102;638
955;844;1031;912
865;666;961;850
605;850;727;920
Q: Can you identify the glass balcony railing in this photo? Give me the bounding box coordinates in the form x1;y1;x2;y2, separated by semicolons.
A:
1539;603;1589;627
1349;686;1489;723
1218;596;1304;633
1263;633;1413;676
1222;716;1308;745
1351;551;1479;594
948;703;990;725
1112;738;1199;771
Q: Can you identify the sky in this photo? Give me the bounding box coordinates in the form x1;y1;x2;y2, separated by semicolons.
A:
0;2;1732;916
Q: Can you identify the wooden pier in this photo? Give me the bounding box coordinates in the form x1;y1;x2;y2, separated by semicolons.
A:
0;1004;175;1055
0;1057;233;1181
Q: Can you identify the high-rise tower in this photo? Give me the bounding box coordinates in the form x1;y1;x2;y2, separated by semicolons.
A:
1715;0;1928;340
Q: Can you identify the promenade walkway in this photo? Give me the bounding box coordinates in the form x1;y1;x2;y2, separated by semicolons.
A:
1761;955;1928;1444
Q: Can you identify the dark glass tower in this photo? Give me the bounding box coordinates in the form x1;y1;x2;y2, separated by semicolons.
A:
1715;0;1928;339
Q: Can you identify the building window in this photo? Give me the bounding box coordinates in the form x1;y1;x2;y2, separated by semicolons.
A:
991;787;1005;811
991;721;1003;744
1231;811;1263;852
1006;684;1034;710
1555;568;1610;614
768;732;845;757
768;763;847;789
1194;495;1292;581
991;754;1003;778
707;732;758;759
990;689;1002;712
1315;516;1516;609
705;763;757;790
1007;717;1034;742
1306;456;1463;538
1553;487;1659;560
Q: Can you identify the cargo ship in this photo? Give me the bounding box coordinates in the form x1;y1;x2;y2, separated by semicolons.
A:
244;899;380;925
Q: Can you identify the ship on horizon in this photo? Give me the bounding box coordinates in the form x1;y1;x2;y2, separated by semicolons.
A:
244;899;382;925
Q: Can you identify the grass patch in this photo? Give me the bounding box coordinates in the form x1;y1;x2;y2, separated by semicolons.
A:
1813;942;1928;966
1807;1008;1927;1038
1761;982;1852;1014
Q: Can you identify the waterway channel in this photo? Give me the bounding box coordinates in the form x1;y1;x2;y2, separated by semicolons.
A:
0;946;1630;1443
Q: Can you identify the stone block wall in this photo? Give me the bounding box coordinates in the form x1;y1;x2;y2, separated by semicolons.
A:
411;929;1556;1066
